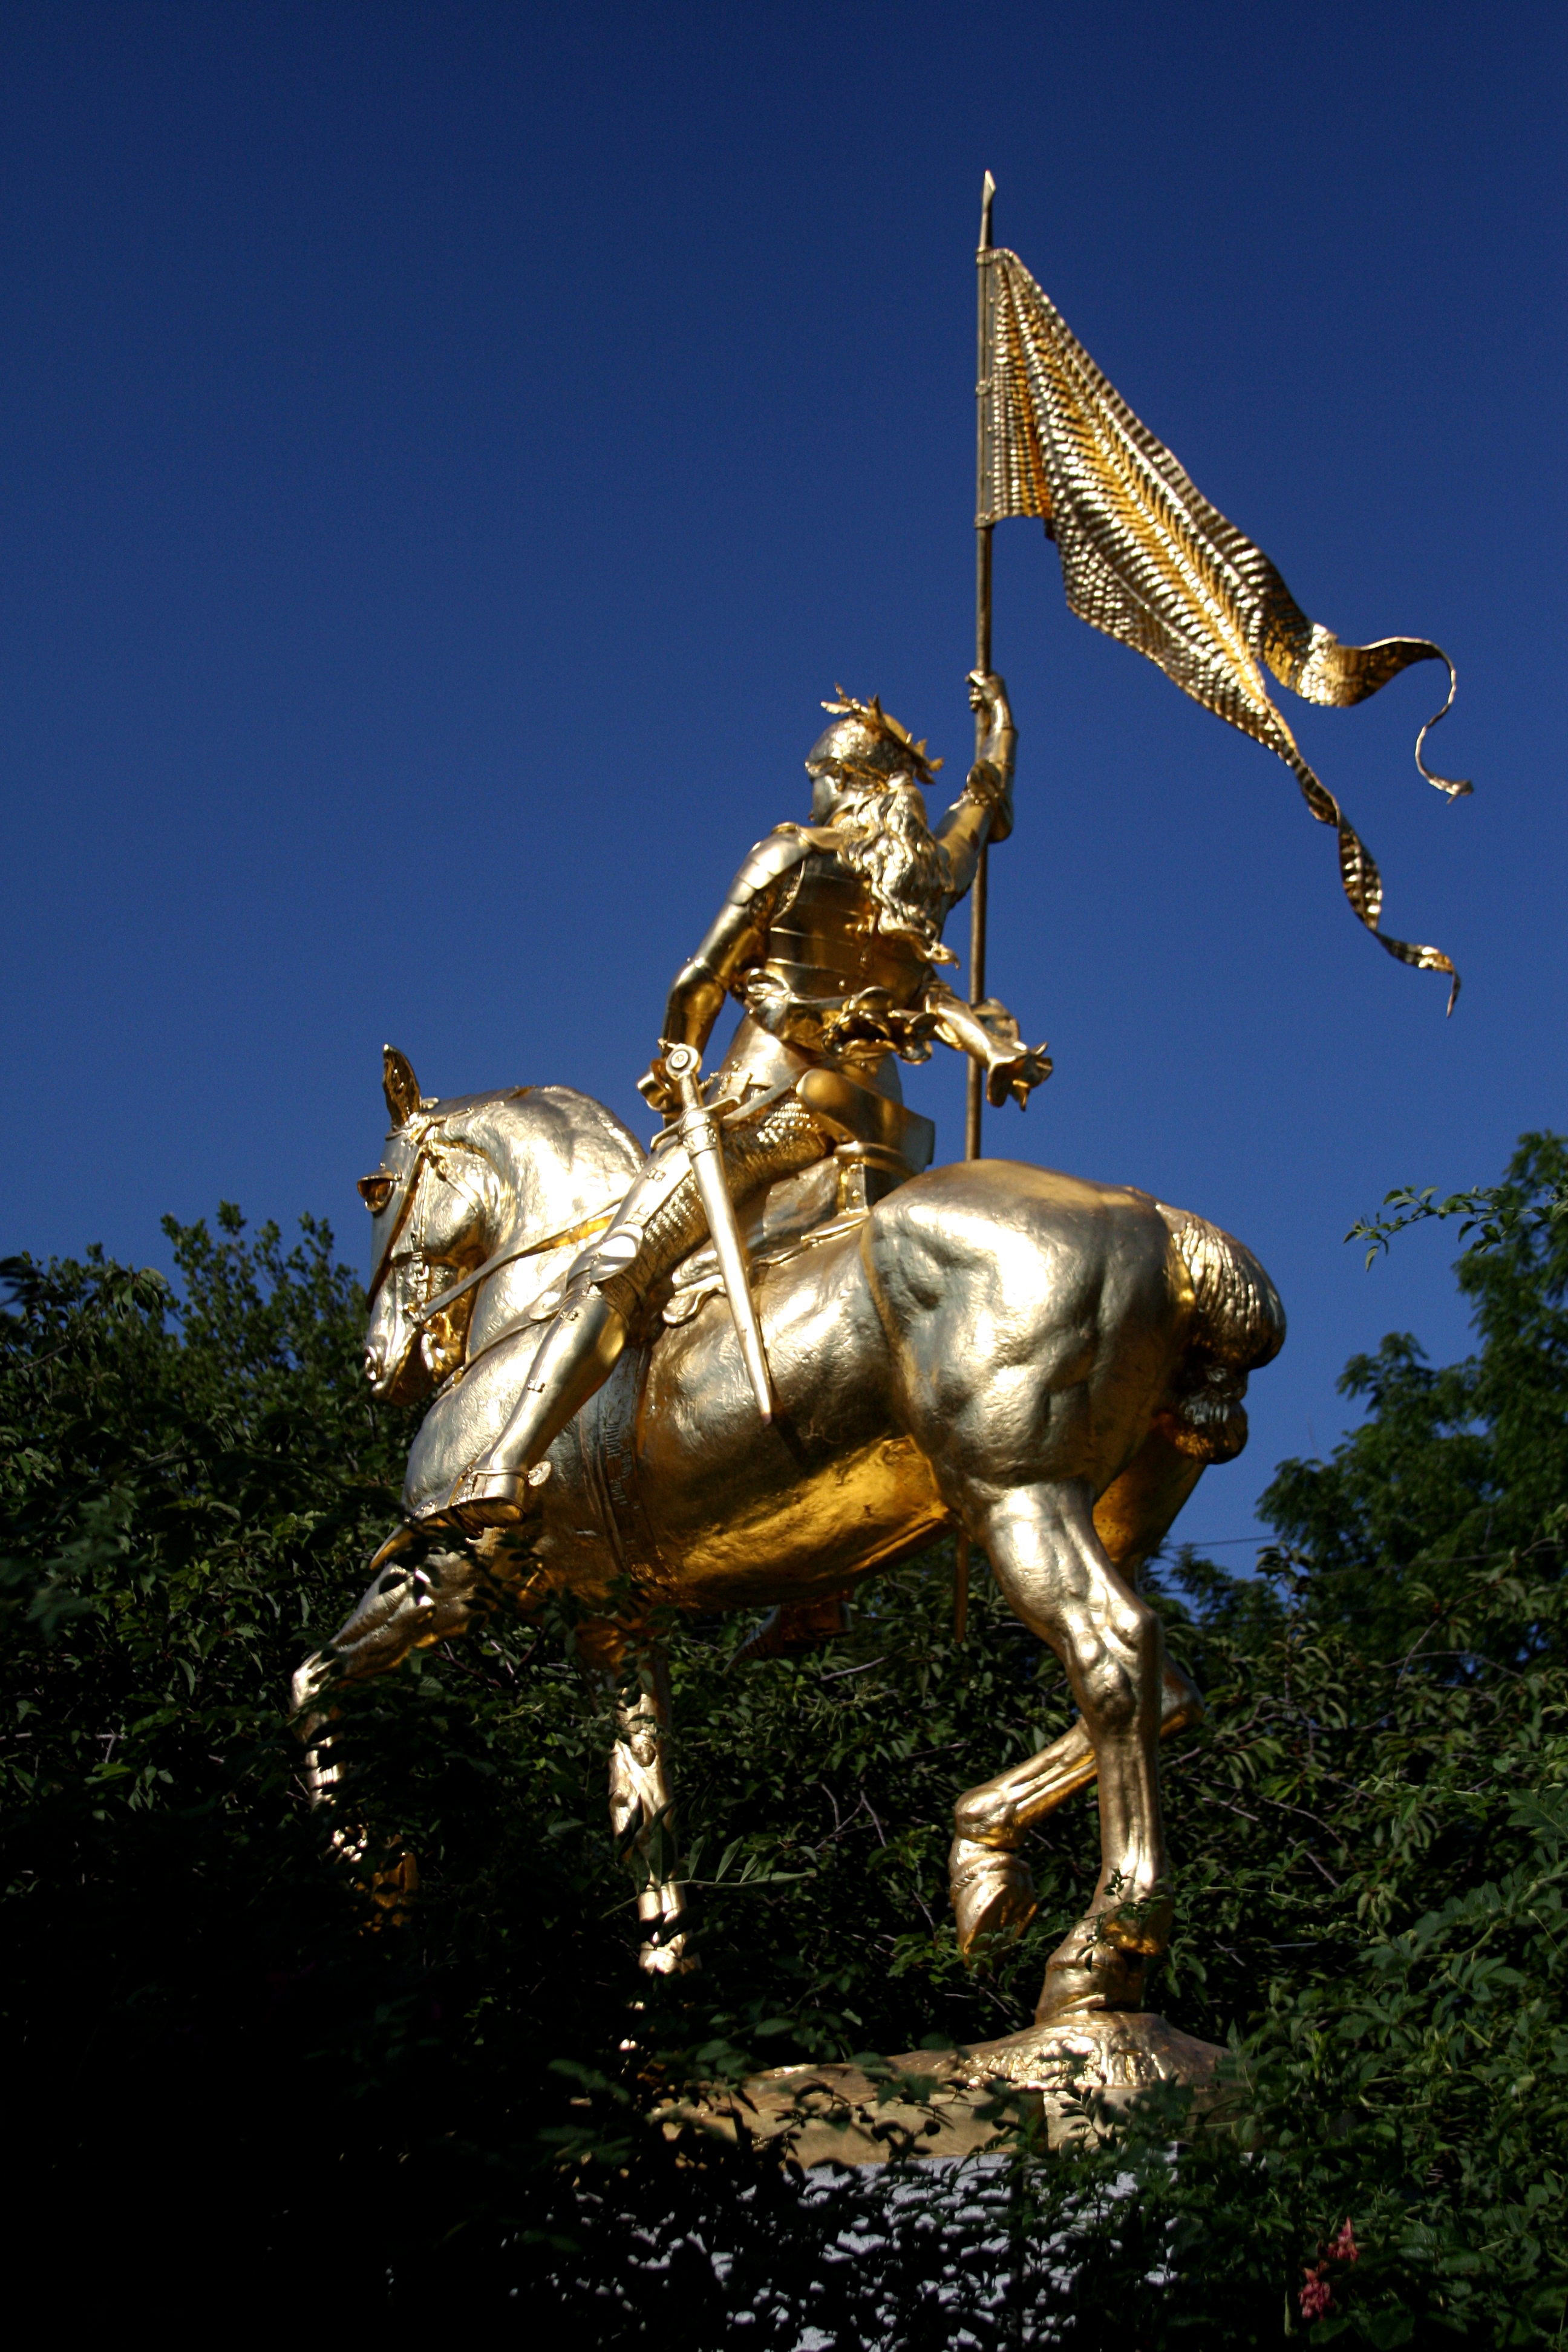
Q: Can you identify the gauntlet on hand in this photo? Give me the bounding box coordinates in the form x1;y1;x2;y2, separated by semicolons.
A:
964;670;1016;844
960;755;1014;846
985;1036;1054;1110
636;1049;681;1119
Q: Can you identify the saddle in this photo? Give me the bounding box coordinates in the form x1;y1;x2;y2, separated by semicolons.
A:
578;1067;935;1652
659;1069;935;1328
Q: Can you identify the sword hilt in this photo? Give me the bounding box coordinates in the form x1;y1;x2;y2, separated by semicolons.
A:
664;1042;707;1118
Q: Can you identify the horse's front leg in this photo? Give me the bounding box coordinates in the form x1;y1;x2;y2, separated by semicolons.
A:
590;1628;694;1975
290;1529;485;1722
289;1528;490;1858
972;1479;1171;2021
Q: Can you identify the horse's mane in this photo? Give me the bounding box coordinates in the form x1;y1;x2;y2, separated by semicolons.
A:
429;1083;644;1226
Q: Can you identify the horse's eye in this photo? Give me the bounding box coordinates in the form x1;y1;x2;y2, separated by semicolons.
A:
358;1172;396;1214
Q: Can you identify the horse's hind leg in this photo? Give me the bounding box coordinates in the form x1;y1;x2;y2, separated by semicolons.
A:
950;1658;1200;1955
950;1430;1205;1955
968;1475;1172;2020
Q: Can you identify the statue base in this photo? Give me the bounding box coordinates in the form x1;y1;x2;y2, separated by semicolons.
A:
669;2011;1226;2168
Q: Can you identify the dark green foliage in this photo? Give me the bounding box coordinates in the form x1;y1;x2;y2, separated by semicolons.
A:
2;1145;1567;2339
1263;1133;1568;1649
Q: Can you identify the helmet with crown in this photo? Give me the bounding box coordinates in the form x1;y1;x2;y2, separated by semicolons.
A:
804;688;942;815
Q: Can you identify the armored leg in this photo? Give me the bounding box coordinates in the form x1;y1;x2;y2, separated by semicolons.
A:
452;1096;826;1525
452;1287;629;1522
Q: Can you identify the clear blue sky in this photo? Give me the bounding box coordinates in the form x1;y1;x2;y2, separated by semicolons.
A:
4;1;1564;1551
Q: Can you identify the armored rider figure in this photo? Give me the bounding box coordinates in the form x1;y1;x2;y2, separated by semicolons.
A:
451;670;1050;1524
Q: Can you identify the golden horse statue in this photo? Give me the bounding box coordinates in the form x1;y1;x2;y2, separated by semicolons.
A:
293;1055;1283;2022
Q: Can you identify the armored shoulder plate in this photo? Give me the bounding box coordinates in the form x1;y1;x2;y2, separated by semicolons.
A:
724;826;811;908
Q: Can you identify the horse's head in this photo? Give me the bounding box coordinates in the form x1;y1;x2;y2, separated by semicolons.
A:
358;1049;645;1410
359;1047;514;1402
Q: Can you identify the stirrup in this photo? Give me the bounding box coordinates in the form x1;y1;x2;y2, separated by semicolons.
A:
446;1460;547;1528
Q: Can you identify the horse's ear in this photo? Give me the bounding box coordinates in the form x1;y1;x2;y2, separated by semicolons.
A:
382;1045;422;1128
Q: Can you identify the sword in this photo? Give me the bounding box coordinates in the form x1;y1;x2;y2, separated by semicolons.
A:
663;1044;776;1424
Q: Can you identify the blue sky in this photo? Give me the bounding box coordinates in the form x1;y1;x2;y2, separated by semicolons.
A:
4;1;1564;1551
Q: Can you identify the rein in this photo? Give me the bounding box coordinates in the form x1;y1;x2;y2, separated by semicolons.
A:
408;1082;796;1332
369;1097;636;1396
411;1083;797;1331
411;1200;623;1328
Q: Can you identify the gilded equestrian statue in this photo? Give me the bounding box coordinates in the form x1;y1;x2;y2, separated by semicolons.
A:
293;673;1284;2024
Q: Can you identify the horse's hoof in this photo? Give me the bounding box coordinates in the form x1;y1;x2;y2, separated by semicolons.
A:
290;1651;338;1714
639;1921;697;1975
639;1940;697;1977
950;1833;1038;1956
1034;1918;1151;2021
1100;1889;1174;1956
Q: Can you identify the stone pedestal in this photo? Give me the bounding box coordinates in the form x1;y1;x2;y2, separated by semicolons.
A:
670;2010;1225;2167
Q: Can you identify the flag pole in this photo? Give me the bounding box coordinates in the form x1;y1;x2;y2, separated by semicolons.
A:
965;168;996;1167
955;168;996;1644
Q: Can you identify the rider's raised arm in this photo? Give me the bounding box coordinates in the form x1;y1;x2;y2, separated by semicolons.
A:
935;670;1017;898
654;829;807;1056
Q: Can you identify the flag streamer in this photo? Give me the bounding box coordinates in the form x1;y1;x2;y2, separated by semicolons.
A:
980;247;1468;1009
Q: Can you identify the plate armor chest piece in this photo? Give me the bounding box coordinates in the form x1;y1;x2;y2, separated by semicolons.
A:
754;853;932;1015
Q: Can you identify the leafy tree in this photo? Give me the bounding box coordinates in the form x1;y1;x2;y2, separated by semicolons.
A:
1;1143;1565;2339
1259;1132;1568;1652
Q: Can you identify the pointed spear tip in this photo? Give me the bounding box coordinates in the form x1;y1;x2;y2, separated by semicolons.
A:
979;170;996;251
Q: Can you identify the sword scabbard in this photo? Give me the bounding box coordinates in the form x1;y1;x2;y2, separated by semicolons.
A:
665;1045;776;1424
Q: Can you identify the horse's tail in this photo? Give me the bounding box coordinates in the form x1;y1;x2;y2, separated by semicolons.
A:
1154;1202;1286;1464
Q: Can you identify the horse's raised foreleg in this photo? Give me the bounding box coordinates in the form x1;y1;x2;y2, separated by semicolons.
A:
289;1528;493;1864
971;1478;1171;2020
589;1629;694;1976
949;1426;1207;1956
290;1529;486;1723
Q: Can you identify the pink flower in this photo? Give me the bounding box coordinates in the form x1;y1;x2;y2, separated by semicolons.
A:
1299;2268;1335;2322
1300;2221;1360;2322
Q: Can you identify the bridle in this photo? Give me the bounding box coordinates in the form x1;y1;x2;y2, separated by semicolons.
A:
363;1116;508;1319
362;1103;623;1379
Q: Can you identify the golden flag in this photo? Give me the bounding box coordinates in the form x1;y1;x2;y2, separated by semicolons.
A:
980;247;1469;1008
